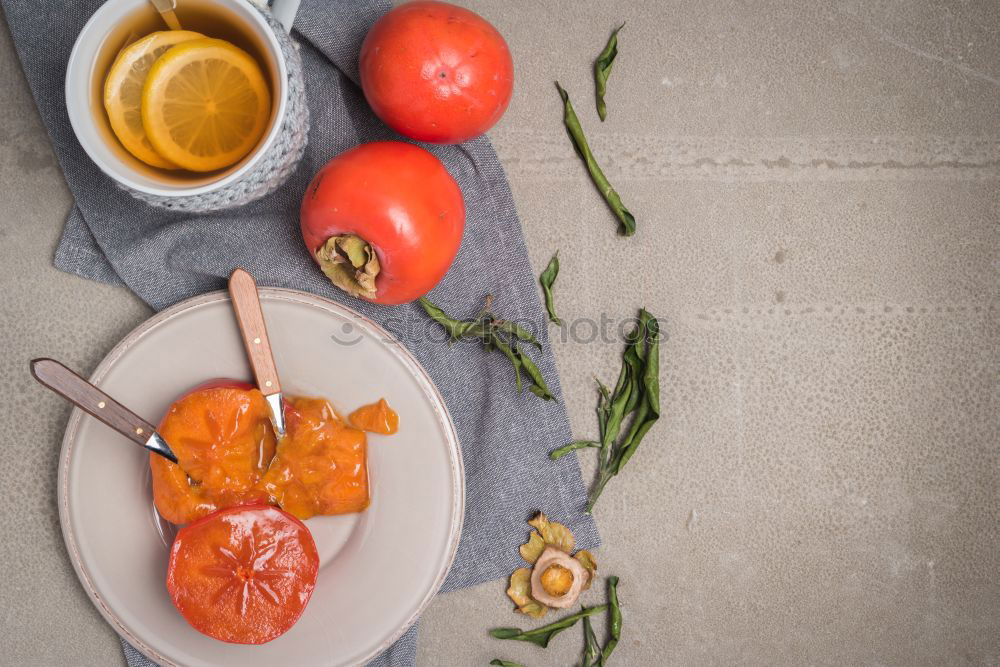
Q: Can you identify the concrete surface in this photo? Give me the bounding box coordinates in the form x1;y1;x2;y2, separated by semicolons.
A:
1;1;998;665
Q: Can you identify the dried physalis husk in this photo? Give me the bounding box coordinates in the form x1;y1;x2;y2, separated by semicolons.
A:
505;512;597;615
574;549;598;590
506;567;548;618
519;530;546;564
528;512;576;553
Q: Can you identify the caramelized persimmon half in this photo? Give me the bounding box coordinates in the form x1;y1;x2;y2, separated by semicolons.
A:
166;504;319;644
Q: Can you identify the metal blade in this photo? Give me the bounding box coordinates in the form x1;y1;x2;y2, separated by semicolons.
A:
265;392;286;438
145;432;178;464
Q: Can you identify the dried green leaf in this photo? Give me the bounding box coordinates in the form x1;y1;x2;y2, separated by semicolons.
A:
419;296;553;402
549;440;600;461
597;379;612;401
601;576;622;663
496;320;542;350
418;297;475;341
596;379;611;435
490;661;526;667
490;604;608;648
566;309;663;511
527;384;551;400
598;361;632;468
614;311;661;473
621;334;644;416
555;82;636;236
465;319;494;342
493;338;524;393
586;469;615;514
594;23;624;121
539;252;562;325
582;611;601;667
490;628;524;640
517;348;554;401
519;531;546;564
528;512;575;553
496;340;553;401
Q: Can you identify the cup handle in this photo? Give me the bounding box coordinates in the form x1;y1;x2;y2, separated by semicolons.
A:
269;0;301;32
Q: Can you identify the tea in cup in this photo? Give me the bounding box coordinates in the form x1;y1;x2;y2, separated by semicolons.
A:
66;0;307;211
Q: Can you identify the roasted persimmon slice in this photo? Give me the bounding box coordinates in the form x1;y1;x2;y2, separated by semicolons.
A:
166;505;319;644
151;380;276;524
257;396;369;519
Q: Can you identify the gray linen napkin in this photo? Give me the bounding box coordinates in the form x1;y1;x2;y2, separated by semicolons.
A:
1;0;599;664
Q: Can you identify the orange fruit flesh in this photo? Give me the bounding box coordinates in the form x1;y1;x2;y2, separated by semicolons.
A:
258;397;370;520
348;398;399;435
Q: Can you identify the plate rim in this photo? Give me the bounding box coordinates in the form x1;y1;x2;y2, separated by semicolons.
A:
57;287;465;666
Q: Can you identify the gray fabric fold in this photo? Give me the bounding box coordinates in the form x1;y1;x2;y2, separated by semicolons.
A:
1;0;599;664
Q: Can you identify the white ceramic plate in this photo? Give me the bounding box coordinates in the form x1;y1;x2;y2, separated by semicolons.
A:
58;289;464;666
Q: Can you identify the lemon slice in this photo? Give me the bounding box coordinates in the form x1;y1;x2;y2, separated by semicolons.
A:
103;30;205;169
141;38;272;173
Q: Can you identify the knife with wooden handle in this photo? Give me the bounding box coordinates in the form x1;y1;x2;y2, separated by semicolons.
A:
29;358;178;463
228;268;286;437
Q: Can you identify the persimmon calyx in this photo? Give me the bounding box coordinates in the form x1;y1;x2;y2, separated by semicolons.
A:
315;234;380;300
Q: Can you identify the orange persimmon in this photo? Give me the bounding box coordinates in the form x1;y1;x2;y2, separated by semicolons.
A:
166;504;319;644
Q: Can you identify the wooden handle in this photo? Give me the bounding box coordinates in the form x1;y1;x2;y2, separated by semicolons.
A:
30;358;157;447
228;268;281;395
